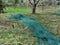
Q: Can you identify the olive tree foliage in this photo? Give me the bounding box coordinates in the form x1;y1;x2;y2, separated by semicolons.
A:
29;0;40;14
15;0;25;6
39;0;57;11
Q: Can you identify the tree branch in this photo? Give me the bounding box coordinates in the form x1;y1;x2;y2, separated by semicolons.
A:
36;0;40;5
29;0;33;5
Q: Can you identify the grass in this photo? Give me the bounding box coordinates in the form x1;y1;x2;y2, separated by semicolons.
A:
0;14;35;45
0;6;60;45
3;6;32;13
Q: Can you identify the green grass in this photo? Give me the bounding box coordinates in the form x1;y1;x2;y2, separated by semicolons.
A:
3;6;31;13
0;14;35;45
0;13;60;45
0;6;60;45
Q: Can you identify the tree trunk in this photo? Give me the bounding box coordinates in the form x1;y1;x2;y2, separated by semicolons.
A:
32;4;36;14
0;0;4;13
14;0;18;6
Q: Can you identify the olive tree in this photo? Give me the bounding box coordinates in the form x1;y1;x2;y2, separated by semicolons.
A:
29;0;40;14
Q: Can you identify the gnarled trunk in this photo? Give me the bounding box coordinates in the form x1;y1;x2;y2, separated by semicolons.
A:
32;4;36;14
